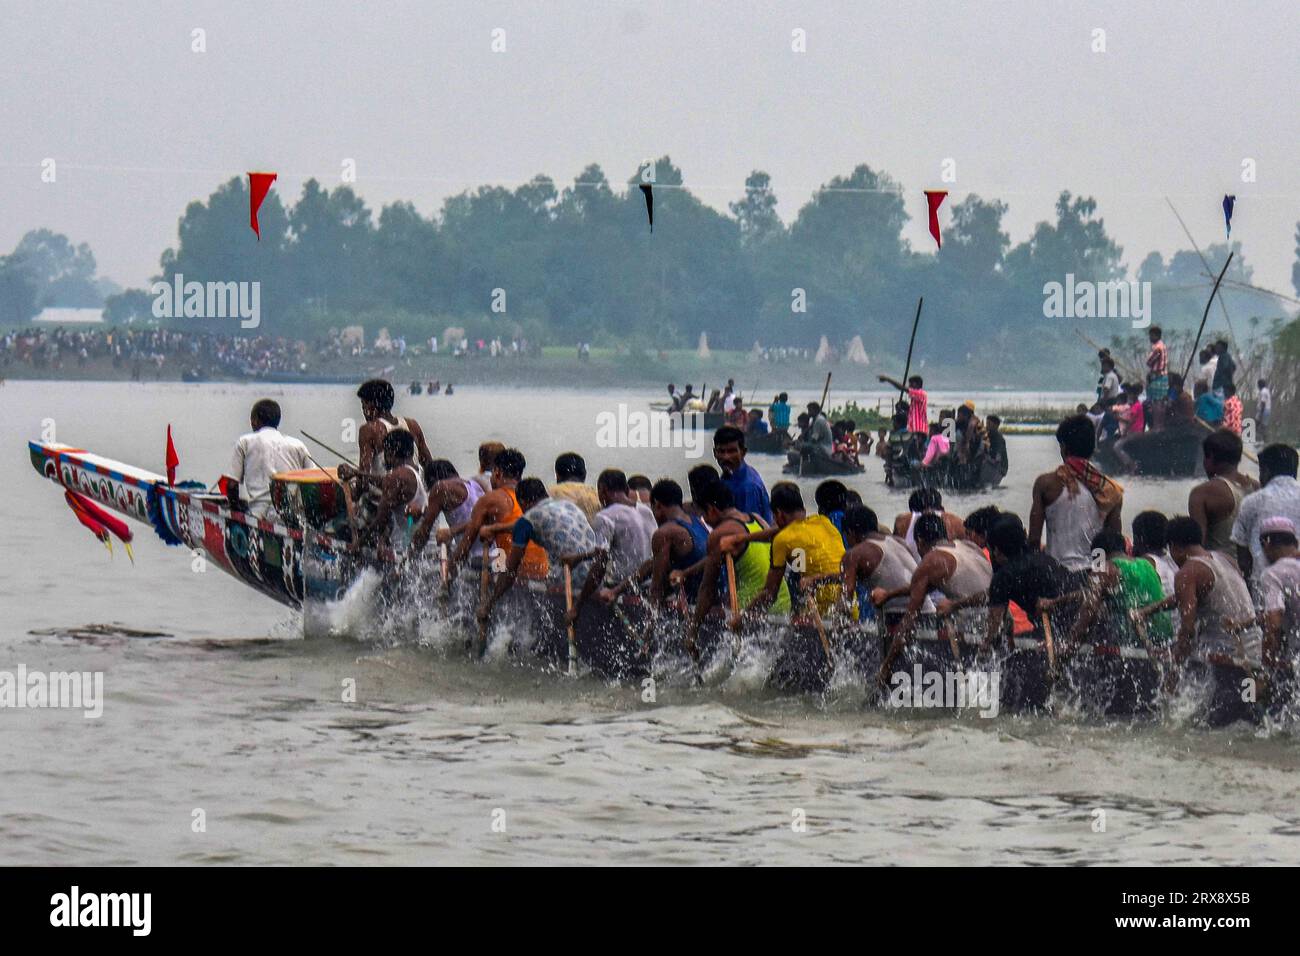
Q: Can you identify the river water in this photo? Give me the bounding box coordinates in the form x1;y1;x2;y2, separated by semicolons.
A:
2;381;1297;865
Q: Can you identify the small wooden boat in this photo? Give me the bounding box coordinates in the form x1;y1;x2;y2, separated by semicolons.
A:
745;429;792;455
1093;425;1203;478
782;450;865;476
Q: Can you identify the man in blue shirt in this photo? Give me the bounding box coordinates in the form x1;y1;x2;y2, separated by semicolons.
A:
1194;385;1224;426
712;425;772;523
769;393;791;432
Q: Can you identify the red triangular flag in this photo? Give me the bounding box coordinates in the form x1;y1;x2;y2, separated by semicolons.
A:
924;190;948;250
165;424;179;485
248;172;278;239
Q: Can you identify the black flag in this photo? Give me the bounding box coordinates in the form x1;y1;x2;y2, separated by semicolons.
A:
639;182;653;232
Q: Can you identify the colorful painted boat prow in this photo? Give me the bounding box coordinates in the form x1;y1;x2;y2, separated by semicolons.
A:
27;440;327;609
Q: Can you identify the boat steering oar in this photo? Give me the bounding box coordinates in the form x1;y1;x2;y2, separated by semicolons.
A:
301;430;359;468
1040;612;1059;679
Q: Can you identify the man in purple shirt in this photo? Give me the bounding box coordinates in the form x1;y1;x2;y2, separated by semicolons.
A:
713;426;772;523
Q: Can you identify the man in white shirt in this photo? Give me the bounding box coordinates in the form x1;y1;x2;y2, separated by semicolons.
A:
228;399;311;517
1231;444;1300;586
1256;378;1272;440
591;468;657;584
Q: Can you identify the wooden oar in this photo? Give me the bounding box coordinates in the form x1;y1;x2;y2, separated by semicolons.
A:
898;297;924;404
301;430;359;468
476;559;491;656
1040;612;1058;677
1193;416;1258;463
564;565;578;676
725;554;739;621
798;575;835;667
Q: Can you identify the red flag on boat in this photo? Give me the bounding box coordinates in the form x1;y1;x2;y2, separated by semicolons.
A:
248;172;278;239
165;424;179;485
924;190;948;250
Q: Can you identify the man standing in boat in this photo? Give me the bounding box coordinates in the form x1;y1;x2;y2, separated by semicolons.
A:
713;425;772;524
1028;414;1123;572
1187;429;1257;566
878;373;928;437
227;399;311;517
353;379;435;488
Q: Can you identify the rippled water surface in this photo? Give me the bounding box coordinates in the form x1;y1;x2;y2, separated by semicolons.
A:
2;381;1297;865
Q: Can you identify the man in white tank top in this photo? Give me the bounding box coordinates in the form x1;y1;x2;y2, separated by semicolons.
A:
350;429;426;562
354;379;434;481
1166;516;1262;670
1029;414;1123;571
875;513;992;685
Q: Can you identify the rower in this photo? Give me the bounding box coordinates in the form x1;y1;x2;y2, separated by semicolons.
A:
893;488;966;560
685;463;720;520
876;513;992;683
713;425;772;523
409;458;484;558
686;480;789;646
1166;515;1261;670
349;429;427;562
1188;429;1257;565
645;479;709;608
549;452;601;526
738;481;844;621
472;441;506;496
451;447;548;582
227;399;310;517
814;480;849;545
354;379;434;488
628;474;653;505
478;479;608;630
983;514;1079;651
591;469;657;585
1028;414;1123;572
1258;516;1300;668
1066;529;1171;648
840;505;931;627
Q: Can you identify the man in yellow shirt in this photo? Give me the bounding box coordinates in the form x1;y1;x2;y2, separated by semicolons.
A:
739;481;845;619
547;451;601;526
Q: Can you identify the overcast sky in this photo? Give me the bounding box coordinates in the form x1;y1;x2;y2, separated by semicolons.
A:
3;0;1298;301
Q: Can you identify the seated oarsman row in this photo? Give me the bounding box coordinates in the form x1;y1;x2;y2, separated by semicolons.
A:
477;477;609;628
875;512;993;683
338;429;427;561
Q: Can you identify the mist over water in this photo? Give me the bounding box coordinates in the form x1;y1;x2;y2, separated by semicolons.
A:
3;381;1297;865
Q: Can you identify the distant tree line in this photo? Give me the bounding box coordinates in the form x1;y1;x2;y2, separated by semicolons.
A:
2;156;1296;373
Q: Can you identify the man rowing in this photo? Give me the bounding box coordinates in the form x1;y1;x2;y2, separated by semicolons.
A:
1188;429;1257;565
733;482;844;623
1064;529;1171;649
477;479;608;630
549;452;601;526
684;480;788;649
1257;516;1300;669
591;469;657;585
840;505;931;626
893;488;966;561
409;458;484;562
875;513;992;684
1029;414;1123;572
648;479;709;608
1165;515;1261;671
347;429;427;562
451;447;548;582
982;513;1079;651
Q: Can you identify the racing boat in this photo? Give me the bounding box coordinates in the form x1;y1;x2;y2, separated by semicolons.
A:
26;440;1282;720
